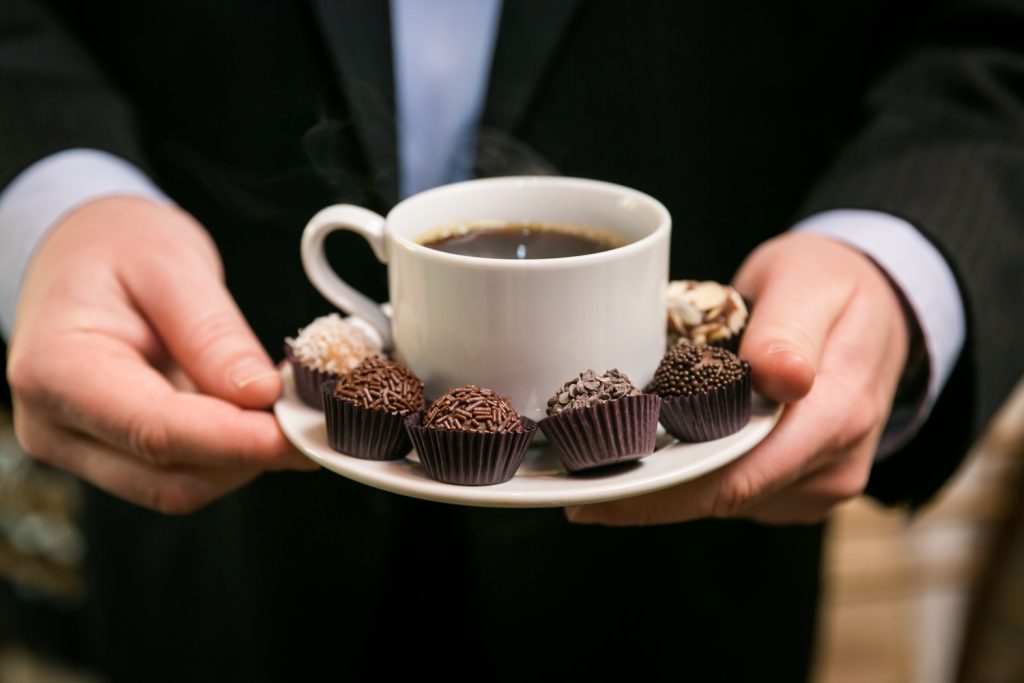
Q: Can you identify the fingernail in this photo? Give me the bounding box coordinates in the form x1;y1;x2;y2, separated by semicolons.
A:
229;358;279;389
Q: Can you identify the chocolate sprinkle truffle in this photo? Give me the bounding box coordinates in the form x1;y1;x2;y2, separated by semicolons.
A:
648;340;752;442
406;385;536;485
423;385;523;433
539;369;660;473
322;357;423;460
334;357;424;415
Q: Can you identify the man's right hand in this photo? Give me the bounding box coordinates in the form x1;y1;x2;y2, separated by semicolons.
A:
6;196;317;515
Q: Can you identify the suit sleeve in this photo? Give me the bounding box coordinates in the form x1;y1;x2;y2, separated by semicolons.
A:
796;0;1024;507
0;0;147;189
0;0;151;403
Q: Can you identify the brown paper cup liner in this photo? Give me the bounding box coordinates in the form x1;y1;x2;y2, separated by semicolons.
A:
658;362;752;442
404;413;537;486
322;382;413;460
538;394;661;473
284;343;338;411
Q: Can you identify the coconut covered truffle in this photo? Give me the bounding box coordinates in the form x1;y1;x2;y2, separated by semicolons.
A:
666;280;748;351
647;340;752;442
322;357;423;461
406;385;535;485
539;369;660;473
286;313;380;375
284;313;382;409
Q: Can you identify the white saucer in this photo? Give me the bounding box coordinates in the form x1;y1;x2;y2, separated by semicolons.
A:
274;363;783;508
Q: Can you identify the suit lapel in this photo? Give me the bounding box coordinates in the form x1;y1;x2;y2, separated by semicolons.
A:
308;0;398;206
483;0;584;131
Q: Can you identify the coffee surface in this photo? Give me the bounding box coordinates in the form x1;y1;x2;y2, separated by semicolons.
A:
418;222;627;259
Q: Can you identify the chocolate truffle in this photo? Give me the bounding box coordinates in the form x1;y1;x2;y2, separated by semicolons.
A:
546;369;641;415
322;357;423;460
406;385;536;485
285;313;381;409
334;357;425;415
423;385;523;433
666;280;748;352
539;370;660;473
647;340;752;442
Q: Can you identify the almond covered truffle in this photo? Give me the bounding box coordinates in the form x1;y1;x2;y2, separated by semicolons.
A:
666;280;748;350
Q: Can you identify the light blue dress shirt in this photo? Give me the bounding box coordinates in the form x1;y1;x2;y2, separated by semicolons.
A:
391;0;503;198
0;2;965;455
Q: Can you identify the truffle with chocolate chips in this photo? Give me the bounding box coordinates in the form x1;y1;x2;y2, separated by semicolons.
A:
647;340;752;442
405;385;536;485
666;279;748;352
322;357;424;460
546;369;641;415
539;369;660;473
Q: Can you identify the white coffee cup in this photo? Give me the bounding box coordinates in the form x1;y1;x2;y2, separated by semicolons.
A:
301;176;670;421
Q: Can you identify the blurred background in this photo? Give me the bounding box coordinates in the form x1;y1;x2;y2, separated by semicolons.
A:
0;380;1022;683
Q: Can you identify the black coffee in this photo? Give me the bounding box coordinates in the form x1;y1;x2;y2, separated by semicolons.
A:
418;222;627;259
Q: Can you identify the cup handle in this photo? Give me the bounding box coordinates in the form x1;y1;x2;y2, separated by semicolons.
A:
301;204;392;348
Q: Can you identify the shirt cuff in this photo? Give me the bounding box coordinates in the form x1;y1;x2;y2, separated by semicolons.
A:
0;149;172;339
792;209;966;455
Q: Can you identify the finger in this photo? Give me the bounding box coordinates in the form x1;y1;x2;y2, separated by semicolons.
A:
565;393;824;526
24;419;264;515
567;272;898;527
740;435;877;525
121;245;281;409
39;335;317;471
733;238;856;403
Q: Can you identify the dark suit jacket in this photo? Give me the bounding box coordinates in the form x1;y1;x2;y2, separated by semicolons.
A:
2;1;1022;681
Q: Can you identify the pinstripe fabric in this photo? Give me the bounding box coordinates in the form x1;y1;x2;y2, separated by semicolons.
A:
0;1;1021;680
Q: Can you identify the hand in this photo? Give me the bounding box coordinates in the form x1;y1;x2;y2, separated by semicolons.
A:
6;196;317;515
565;232;910;526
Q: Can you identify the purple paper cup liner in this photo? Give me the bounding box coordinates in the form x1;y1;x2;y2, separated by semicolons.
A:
322;381;414;460
284;343;338;411
657;362;752;442
404;413;537;486
538;394;661;473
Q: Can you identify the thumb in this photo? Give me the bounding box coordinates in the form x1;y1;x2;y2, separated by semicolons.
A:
733;237;852;403
124;231;281;409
